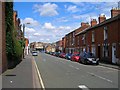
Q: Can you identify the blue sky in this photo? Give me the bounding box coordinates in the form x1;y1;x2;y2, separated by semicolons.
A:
14;2;118;43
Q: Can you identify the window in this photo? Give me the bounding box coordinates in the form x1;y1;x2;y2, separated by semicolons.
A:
82;34;86;44
92;31;95;43
104;26;108;41
78;37;79;46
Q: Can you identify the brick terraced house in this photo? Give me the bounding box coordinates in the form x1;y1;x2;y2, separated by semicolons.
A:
62;8;120;65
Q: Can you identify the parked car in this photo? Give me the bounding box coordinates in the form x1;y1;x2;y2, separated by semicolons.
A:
71;53;81;62
52;52;56;56
55;52;61;57
59;53;66;58
32;51;38;56
65;53;72;60
79;52;99;65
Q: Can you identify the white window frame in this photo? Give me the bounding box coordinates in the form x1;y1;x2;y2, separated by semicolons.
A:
104;26;108;41
92;31;95;43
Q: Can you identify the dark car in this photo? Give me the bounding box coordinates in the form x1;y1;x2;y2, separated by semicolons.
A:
65;53;72;60
55;52;61;57
79;52;99;65
71;53;81;62
59;53;66;58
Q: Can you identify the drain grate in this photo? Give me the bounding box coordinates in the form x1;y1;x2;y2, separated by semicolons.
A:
5;74;16;76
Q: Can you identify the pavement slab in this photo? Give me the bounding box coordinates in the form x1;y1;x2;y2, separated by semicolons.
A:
2;54;41;89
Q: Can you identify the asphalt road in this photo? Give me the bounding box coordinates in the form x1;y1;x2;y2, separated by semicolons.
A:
34;52;119;89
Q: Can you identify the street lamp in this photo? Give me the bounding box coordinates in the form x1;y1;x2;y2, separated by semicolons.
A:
22;22;30;58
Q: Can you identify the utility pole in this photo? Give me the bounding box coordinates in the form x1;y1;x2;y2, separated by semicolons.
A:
23;24;25;59
118;1;120;8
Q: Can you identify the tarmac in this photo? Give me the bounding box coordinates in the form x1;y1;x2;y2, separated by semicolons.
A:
1;53;119;89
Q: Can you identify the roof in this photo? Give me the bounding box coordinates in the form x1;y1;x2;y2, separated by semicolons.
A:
75;14;120;36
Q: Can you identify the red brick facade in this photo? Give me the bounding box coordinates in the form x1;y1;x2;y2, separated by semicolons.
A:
13;11;22;40
62;8;120;65
0;2;7;73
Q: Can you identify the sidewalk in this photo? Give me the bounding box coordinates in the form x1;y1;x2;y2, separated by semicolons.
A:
2;54;41;89
99;62;120;70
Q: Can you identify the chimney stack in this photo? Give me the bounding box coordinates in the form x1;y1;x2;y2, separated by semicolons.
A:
111;7;120;18
91;19;97;27
98;14;106;23
81;22;89;27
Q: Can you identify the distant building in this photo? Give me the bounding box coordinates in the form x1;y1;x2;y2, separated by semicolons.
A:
45;44;56;52
55;40;62;52
25;38;29;55
30;42;44;51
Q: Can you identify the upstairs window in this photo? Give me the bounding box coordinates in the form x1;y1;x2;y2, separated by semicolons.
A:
104;26;108;41
82;34;86;45
92;31;95;43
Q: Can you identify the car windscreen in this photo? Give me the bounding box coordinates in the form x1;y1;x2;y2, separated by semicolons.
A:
75;54;80;56
86;53;95;58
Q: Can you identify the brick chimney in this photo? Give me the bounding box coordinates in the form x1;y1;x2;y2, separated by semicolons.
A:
98;14;106;23
81;22;89;27
111;8;120;18
91;19;97;27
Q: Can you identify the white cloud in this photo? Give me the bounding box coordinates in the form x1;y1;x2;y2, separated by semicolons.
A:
25;27;36;33
33;3;58;16
43;23;55;30
33;33;41;36
46;38;50;41
22;18;40;27
67;5;79;13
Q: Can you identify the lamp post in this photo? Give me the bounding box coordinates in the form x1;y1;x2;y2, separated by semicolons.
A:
22;24;25;59
22;22;30;58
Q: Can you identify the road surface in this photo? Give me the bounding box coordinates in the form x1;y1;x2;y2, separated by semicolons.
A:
34;52;119;89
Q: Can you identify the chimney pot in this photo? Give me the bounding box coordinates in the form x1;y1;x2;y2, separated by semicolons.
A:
91;19;97;27
98;14;106;23
111;8;120;17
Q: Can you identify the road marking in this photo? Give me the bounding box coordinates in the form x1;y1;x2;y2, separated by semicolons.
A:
87;72;113;83
78;85;89;90
33;57;45;90
75;67;79;70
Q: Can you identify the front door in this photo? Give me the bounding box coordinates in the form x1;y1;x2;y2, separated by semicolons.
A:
112;44;116;64
92;45;96;56
98;46;100;59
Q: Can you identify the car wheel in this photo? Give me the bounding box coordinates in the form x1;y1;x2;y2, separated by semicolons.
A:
96;61;99;65
84;60;87;65
79;59;81;63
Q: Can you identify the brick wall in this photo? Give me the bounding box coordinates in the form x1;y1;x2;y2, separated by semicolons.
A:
0;2;7;74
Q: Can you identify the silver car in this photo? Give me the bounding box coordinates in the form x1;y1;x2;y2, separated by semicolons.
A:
32;51;38;56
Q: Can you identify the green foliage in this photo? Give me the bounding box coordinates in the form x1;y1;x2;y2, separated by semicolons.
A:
13;39;22;60
5;2;23;68
6;32;14;58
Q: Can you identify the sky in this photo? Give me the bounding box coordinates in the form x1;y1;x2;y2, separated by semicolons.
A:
13;1;118;43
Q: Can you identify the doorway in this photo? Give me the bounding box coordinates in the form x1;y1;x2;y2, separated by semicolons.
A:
112;43;117;64
98;46;101;59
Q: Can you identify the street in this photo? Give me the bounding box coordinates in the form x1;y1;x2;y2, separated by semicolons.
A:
34;52;119;89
